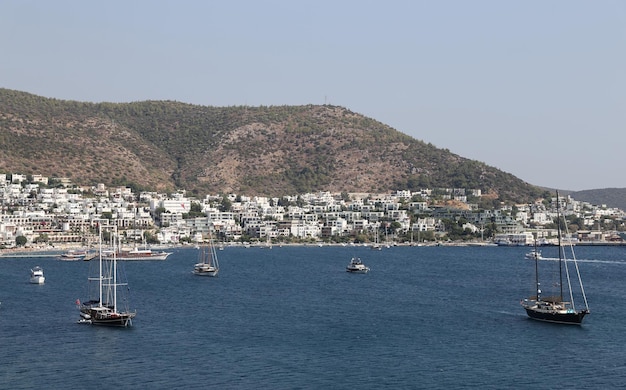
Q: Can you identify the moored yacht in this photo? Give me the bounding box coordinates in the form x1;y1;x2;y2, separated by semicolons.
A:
30;266;45;284
520;192;589;324
105;247;171;261
346;257;370;273
193;227;220;277
78;222;136;327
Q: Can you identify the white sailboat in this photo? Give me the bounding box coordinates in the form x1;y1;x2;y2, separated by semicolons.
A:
193;227;220;277
371;228;381;250
78;222;136;327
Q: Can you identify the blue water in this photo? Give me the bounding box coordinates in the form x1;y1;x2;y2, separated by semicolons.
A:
1;245;626;389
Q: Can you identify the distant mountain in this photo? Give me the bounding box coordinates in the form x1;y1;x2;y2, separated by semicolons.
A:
570;188;626;212
0;88;547;203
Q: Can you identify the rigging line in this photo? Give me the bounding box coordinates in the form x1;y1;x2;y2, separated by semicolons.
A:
557;193;576;310
561;196;589;312
561;216;589;310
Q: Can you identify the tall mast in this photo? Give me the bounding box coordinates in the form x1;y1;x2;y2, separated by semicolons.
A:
113;225;118;312
534;233;540;299
556;191;564;301
98;222;103;307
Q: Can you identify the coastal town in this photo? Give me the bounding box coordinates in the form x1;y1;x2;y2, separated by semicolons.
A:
1;172;625;250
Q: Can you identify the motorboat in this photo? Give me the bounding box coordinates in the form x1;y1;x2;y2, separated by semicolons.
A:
346;257;370;273
30;266;45;284
524;249;542;260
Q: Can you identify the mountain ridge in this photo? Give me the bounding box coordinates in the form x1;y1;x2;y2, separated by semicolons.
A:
0;88;559;204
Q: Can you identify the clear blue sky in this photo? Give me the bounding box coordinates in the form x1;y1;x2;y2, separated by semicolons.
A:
1;1;624;191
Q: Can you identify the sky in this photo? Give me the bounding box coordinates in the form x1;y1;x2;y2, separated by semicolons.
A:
1;1;624;191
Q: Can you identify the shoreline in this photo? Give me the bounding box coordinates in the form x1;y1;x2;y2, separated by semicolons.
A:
2;240;625;258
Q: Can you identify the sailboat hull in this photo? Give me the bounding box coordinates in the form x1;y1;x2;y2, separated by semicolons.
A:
90;314;135;327
193;268;219;277
523;308;587;324
80;306;136;327
521;300;588;324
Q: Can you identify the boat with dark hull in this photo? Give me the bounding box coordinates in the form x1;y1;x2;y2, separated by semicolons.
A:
78;222;136;327
521;297;587;324
520;192;589;325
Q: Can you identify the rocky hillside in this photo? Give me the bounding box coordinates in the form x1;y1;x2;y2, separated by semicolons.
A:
0;88;545;203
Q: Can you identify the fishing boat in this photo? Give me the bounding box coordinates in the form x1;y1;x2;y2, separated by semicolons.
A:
520;192;589;324
78;223;136;327
346;257;370;273
29;266;45;284
193;229;220;277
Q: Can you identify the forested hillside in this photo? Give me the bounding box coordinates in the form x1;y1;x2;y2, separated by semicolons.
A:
0;88;545;203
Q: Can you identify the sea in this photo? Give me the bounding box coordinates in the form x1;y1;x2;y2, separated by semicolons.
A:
1;244;626;389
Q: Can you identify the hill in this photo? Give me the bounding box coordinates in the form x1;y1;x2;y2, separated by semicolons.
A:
0;88;546;203
570;188;626;212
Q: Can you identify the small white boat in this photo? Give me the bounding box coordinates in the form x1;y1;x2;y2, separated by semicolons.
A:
30;266;45;284
346;257;370;273
525;249;542;260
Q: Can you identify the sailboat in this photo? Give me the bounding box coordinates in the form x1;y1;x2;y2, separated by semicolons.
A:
371;227;381;250
193;229;220;277
520;192;589;324
77;222;136;327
